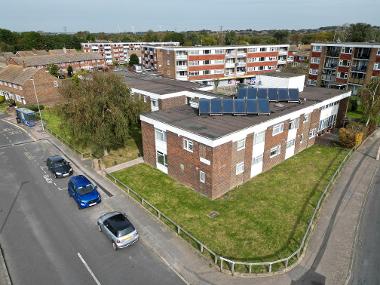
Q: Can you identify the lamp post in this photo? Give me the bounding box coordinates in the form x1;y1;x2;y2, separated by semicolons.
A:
30;78;44;131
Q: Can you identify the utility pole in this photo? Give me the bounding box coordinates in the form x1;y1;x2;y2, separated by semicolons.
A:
30;79;44;131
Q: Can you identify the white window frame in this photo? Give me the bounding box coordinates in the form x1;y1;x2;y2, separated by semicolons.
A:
156;151;168;167
235;162;245;175
155;128;167;142
286;139;295;148
309;128;317;139
374;63;380;70
252;154;263;165
270;145;281;158
312;45;322;52
237;138;246;151
199;171;206;183
272;123;284;136
304;113;310;123
289;118;299;130
300;134;304;144
311;57;320;64
183;138;193;152
254;131;265;144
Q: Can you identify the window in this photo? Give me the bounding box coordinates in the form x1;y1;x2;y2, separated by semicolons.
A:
309;128;317;139
188;50;199;55
374;63;380;70
199;171;206;183
260;47;267;52
237;138;246;151
254;131;265;144
156;151;168;167
183;138;193;152
248;48;257;52
341;47;352;54
188;60;199;66
189;71;199;76
300;134;304;144
215;49;224;54
377;49;380;56
304;113;310;123
309;69;318;75
155;128;166;142
53;81;59;88
270;145;281;158
286;139;295;148
337;72;348;79
151;100;158;107
252;154;263;165
235;162;244;175
204;50;211;54
289;118;299;130
311;57;320;64
312;45;322;52
339;59;351;67
204;60;210;65
272;123;284;136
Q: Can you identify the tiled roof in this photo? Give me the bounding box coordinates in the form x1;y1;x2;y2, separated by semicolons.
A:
0;65;39;85
10;52;103;67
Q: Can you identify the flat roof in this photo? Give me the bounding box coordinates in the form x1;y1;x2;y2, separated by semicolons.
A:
143;44;290;51
312;42;380;48
121;71;213;96
258;72;305;78
142;87;349;140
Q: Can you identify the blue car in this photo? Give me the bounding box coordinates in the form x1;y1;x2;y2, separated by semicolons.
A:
68;175;101;209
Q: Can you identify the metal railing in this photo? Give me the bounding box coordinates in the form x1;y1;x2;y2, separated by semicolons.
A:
106;147;354;275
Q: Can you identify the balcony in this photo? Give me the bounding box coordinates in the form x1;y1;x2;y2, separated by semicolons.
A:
225;62;236;68
279;49;288;55
348;78;365;85
321;75;336;81
176;54;187;60
351;65;367;73
278;59;287;65
353;48;371;60
176;65;188;71
236;62;246;67
237;52;247;58
225;52;237;58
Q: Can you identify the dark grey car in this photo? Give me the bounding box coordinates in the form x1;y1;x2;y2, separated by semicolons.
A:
97;211;139;250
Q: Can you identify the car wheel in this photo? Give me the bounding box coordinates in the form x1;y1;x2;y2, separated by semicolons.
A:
98;224;102;232
54;173;58;178
112;242;118;251
77;203;81;210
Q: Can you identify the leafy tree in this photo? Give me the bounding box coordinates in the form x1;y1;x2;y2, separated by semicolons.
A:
163;32;185;45
143;30;159;42
224;31;236;45
359;77;380;127
67;65;73;77
273;30;289;44
59;72;148;157
347;23;373;42
47;64;59;77
128;53;139;67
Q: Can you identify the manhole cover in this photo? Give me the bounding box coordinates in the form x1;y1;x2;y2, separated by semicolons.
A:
208;211;219;219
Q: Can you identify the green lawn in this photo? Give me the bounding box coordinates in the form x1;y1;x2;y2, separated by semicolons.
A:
112;145;349;262
0;102;8;113
42;107;141;165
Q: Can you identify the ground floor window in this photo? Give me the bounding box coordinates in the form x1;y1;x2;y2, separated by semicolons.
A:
252;154;263;165
156;151;168;167
270;145;281;158
235;162;244;175
199;171;205;183
286;139;295;148
309;128;317;139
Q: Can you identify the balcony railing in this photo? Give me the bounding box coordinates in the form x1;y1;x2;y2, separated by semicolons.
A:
351;66;367;73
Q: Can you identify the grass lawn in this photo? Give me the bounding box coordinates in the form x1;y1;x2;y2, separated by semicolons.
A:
0;102;8;113
112;145;349;262
42;107;142;164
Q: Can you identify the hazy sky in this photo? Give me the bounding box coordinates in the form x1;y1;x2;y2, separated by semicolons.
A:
1;0;379;33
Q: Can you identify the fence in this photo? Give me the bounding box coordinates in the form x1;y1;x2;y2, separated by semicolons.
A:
107;147;354;275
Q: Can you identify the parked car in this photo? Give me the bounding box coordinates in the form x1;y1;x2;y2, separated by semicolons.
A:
47;155;73;178
97;211;139;250
68;175;101;209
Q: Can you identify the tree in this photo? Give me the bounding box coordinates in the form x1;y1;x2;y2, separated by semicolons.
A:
224;31;236;45
67;65;73;77
47;64;59;77
359;77;380;127
347;23;373;42
59;72;148;157
128;53;139;67
143;30;159;42
273;30;289;44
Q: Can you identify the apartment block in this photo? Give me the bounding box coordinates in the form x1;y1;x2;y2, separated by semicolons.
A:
0;65;61;105
140;86;350;199
141;44;290;85
308;42;380;94
81;42;180;65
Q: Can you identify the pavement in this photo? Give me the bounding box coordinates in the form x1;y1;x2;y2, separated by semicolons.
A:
1;113;379;285
104;157;144;173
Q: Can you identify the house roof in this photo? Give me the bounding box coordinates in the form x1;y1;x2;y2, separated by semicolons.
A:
10;52;103;67
16;50;50;57
142;87;350;140
0;65;39;85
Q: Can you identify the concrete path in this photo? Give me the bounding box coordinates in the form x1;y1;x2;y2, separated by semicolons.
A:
104;157;144;173
8;114;380;285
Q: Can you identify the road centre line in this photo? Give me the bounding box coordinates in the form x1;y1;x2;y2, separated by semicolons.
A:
77;252;101;285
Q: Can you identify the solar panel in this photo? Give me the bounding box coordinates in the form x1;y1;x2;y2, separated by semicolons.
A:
199;99;210;115
247;88;258;99
246;99;258;114
234;99;246;114
268;88;278;101
258;99;270;114
237;88;248;99
278;88;289;101
223;99;234;113
210;98;223;114
258;88;268;99
288;88;300;102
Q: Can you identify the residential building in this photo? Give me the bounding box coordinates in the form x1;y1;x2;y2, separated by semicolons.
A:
123;71;215;112
308;42;380;95
140;86;350;199
255;73;305;92
141;44;290;85
0;65;61;105
81;42;180;65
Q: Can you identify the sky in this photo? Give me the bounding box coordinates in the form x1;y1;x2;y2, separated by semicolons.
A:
1;0;379;33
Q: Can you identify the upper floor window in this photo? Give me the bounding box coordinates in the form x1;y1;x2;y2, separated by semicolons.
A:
254;131;265;144
310;57;320;64
183;138;193;152
155;128;166;142
272;123;284;136
235;162;245;175
289;118;299;130
309;128;317;139
312;45;322;52
237;138;246;151
260;47;267;52
304;113;310;123
341;47;352;54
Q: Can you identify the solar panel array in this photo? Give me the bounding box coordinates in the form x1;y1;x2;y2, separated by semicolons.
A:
237;87;300;103
199;98;270;116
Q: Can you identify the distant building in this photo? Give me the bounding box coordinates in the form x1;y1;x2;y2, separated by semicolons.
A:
308;42;380;95
81;42;180;65
0;65;61;105
141;44;290;85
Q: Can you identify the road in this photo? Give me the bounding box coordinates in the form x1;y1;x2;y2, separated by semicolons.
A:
0;119;185;285
349;164;380;285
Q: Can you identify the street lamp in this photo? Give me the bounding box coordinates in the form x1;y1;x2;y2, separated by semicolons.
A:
29;78;44;131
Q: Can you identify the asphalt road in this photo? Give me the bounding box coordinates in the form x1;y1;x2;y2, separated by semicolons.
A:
349;165;380;285
0;120;185;285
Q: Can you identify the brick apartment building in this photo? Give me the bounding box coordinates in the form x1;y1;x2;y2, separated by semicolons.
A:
7;52;106;73
81;42;180;65
141;44;290;85
140;87;351;199
0;65;61;105
308;42;380;94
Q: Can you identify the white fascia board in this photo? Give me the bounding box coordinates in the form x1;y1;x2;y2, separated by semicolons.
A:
154;44;290;52
311;42;380;48
141;91;351;148
132;88;215;100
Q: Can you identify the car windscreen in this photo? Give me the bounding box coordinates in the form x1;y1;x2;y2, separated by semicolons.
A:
77;184;95;195
54;159;68;167
117;224;135;237
107;214;136;237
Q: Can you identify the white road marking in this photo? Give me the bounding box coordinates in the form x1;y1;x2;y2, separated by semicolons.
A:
40;166;47;173
1;119;37;141
43;174;53;184
57;187;65;191
77;252;101;285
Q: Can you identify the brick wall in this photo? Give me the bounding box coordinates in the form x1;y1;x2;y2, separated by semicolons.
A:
211;142;233;199
141;121;156;166
159;96;187;110
336;97;349;127
157;50;176;79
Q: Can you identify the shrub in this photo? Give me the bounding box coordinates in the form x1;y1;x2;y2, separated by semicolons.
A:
339;122;365;148
0;95;5;104
24;104;45;112
348;97;358;112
